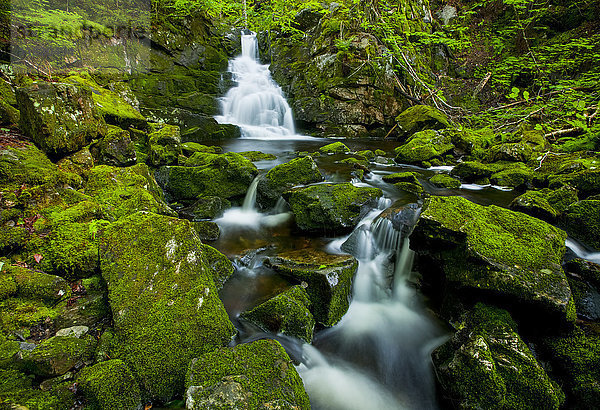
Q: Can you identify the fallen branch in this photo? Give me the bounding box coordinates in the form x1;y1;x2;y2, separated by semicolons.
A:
473;72;491;97
587;106;599;127
495;108;544;130
544;127;584;140
384;124;398;139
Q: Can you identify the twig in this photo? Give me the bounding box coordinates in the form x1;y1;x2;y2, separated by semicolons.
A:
384;124;398;139
544;127;584;140
587;106;599;127
495;108;543;130
473;72;491;97
534;151;550;171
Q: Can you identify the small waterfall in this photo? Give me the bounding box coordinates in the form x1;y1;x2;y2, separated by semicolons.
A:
216;33;301;140
242;176;260;211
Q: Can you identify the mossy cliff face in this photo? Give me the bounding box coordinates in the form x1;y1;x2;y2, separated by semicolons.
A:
98;212;236;402
185;339;310;410
433;303;565;409
410;196;573;325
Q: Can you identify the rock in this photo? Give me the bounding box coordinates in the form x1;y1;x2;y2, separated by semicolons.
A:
185;339;310;410
77;359;142;410
240;285;315;343
566;274;600;321
181;142;222;156
54;276;109;329
156;153;258;202
10;266;71;301
179;114;241;142
433;303;565;409
489;142;534;162
265;249;358;326
85;164;175;220
199;243;234;290
509;187;578;221
16;82;106;158
429;174;461;188
148;124;182;167
0;144;69;187
90;125;137;167
447;127;495;158
293;8;322;31
394;181;425;197
394;130;454;165
356;150;375;159
541;328;600;408
451;161;499;183
382;172;419;184
19;334;95;377
489;163;534;188
179;196;231;220
319;142;350;154
55;326;89;338
239;151;277;161
564;258;600;290
410;196;574;325
0;79;20;126
549;169;600;199
0;367;75;409
57;147;95;177
395;105;450;138
286;183;382;234
99;212;236;401
257;157;324;208
561;200;600;250
192;221;220;242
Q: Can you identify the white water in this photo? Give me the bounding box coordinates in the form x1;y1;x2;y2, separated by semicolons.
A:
566;238;600;264
216;34;311;140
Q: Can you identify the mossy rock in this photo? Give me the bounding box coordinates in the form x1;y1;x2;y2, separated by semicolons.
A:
156;153;258;202
411;196;573;325
510;187;578;221
0;144;67;186
0;226;29;255
77;359;142;410
0;368;75;409
561;200;600;250
240;285;315;343
181;142;222;156
488;142;534;163
356;150;375;159
394;130;454;166
179;115;241;142
199;243;233;291
239;151;277;162
382;172;419;184
57;148;95;178
16;82;106;159
319;142;350;154
286;183;382;234
447;127;495;158
85;164;175;220
98;212;236;402
148;124;182;167
90;125;137;167
564;258;600;290
9;265;70;302
429;174;461;189
394;181;425;197
451;161;501;184
395;105;450;137
179;196;231;220
541;328;600;408
549;169;600;199
265;249;358;327
19;334;96;377
257;156;324;209
54;276;109;329
433;303;565;409
0;296;67;337
185;339;310;410
192;221;220;242
490;164;534;188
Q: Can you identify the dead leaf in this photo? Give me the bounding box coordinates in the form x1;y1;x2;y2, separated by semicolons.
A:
33;254;43;263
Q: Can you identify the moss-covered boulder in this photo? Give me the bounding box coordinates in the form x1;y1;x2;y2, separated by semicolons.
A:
0;367;75;409
0;79;20;126
179;115;241;142
199;243;233;290
16;82;106;158
395;105;450;137
510;187;578;221
394;130;454;166
319;142;350;154
54;276;109;329
286;183;382;234
239;151;277;161
565;258;600;290
489;142;534;162
429;173;461;188
156;152;258;202
540;328;600;408
191;221;220;242
489;163;534;188
147;124;182;167
181;142;222;156
549;169;600;199
561;200;600;250
265;249;358;326
85;164;175;220
76;359;142;410
447;127;495;158
433;303;564;409
185;339;310;410
240;285;315;343
19;333;96;377
179;196;231;220
451;161;500;184
9;266;70;302
382;172;420;184
410;196;573;325
57;148;95;178
0;144;69;187
394;181;425;197
90;125;137;167
99;212;236;402
257;156;324;208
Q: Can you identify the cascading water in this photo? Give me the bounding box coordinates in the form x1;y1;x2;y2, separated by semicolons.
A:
216;33;301;139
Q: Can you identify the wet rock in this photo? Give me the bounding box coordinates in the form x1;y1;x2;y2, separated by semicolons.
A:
395;105;450;138
561;200;600;250
411;196;574;325
77;359;142;410
489;163;534;188
185;339;310;410
179;114;241;142
148;124;182;167
179;196;231;220
99;212;236;401
257;156;324;209
564;258;600;289
239;151;277;162
383;172;419;184
265;249;358;326
429;174;461;188
90;125;137;167
394;181;425;198
192;221;220;242
181;142;222;156
286;183;382;234
16;81;106;158
200;243;233;290
509;187;578;221
446;127;494;158
451;160;499;184
566;275;600;321
319;142;350;154
433;303;565;409
240;285;315;343
156;152;258;202
394;130;454;166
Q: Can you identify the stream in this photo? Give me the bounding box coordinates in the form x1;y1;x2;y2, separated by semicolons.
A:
204;33;594;409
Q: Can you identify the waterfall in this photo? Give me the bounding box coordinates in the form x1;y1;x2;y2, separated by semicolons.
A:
216;33;301;140
242;176;260;211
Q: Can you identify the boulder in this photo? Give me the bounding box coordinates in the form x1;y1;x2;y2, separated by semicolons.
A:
286;183;382;234
410;196;574;325
199;243;234;290
16;82;106;158
240;285;315;343
185;339;310;410
395;105;450;137
382;172;420;184
510;187;578;221
265;249;358;326
446;127;494;158
10;266;71;301
451;161;499;184
0;79;20;126
90;125;137;167
179;196;231;220
77;360;142;410
156;153;258;202
239;151;277;161
57;147;95;177
99;212;236;401
433;303;565;409
192;221;220;242
394;130;454;166
257;156;324;208
319;142;350;154
429;174;461;189
489;163;534;188
147;124;182;167
0;144;68;187
54;276;109;329
561;200;600;250
488;142;534;162
549;169;600;199
181;142;222;156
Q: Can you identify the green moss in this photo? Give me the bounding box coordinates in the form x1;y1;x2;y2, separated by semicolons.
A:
91;125;137;167
561;200;600;249
185;196;231;220
394;130;454;165
0;368;75;410
451;161;501;183
549;169;600;199
395;105;450;137
447;128;496;158
489;142;534;163
338;156;369;168
430;174;461;188
0;272;17;301
0;297;65;335
21;334;96;377
239;151;277;161
490;164;534;188
394;181;425;197
0;226;28;254
356;150;375;159
199;243;233;290
148;124;182;167
510;190;559;221
185;339;310;409
319;142;350;154
181;142;222;156
77;359;142;410
258;157;323;208
9;265;71;301
0;145;66;186
383;172;419;184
